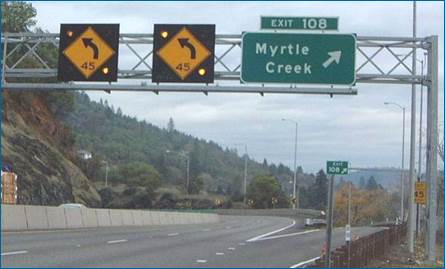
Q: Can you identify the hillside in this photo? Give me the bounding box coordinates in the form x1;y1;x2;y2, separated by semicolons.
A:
2;91;101;206
342;169;403;191
62;92;316;208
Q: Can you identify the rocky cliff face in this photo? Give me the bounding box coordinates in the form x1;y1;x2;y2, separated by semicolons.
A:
2;92;101;207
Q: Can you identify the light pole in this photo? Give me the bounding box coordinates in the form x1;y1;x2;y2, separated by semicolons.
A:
166;150;190;194
282;118;298;209
416;52;427;237
395;52;428;237
101;160;109;187
234;144;248;205
384;102;406;221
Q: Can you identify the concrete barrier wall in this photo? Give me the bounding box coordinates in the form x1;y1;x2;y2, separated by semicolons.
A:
1;204;27;230
81;207;98;228
96;209;111;227
64;207;83;228
109;210;123;226
148;211;160;225
132;210;143;226
122;210;134;226
1;205;219;231
46;206;67;229
24;205;49;230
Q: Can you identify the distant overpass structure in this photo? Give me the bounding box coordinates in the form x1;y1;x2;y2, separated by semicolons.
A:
349;167;408;173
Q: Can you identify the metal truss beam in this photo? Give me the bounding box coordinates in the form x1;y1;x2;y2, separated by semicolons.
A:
1;82;358;96
1;32;431;91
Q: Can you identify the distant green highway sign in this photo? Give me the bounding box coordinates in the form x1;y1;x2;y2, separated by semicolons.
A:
327;161;349;175
241;32;356;85
261;16;338;31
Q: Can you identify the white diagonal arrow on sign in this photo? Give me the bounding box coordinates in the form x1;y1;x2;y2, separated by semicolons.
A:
322;51;342;68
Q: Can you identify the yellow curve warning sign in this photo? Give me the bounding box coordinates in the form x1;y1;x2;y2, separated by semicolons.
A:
63;27;115;79
157;27;211;80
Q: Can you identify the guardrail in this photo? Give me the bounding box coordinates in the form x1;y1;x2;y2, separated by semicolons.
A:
308;223;407;268
1;204;220;231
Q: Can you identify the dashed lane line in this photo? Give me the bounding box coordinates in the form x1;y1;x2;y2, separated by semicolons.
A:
107;239;128;244
167;233;180;237
1;250;28;256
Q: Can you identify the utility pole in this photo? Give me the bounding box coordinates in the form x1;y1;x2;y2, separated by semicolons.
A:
325;174;334;268
416;54;426;238
347;181;352;268
282;119;298;210
293;122;298;209
384;102;406;221
234;143;248;205
425;35;438;263
186;154;190;194
102;160;109;187
407;0;417;254
243;145;248;205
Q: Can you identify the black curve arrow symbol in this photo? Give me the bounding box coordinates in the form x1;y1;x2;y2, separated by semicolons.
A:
82;38;99;59
178;38;196;59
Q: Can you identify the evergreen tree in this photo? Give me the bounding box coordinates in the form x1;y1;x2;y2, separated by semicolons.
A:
167;117;175;133
307;169;328;210
366;176;379;190
262;159;268;168
359;176;366;189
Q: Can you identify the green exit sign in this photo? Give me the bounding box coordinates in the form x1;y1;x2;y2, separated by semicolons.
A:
261;16;338;31
241;32;356;85
327;161;349;175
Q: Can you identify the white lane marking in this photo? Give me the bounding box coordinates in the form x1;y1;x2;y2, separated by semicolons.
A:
238;242;246;246
290;256;320;268
107;239;128;244
1;250;28;256
196;259;207;263
216;252;225;256
253;229;320;242
167;233;180;237
228;247;236;251
76;244;81;248
246;220;296;242
202;228;211;232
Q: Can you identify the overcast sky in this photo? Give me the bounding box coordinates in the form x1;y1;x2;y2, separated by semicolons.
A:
31;1;444;173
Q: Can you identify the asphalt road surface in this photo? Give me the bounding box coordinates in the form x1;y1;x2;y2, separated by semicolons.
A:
1;215;382;268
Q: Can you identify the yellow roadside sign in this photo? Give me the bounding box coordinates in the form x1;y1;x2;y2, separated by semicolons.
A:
157;27;211;80
415;182;427;204
63;27;115;79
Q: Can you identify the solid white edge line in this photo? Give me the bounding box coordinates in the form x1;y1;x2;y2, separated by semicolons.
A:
246;220;296;242
196;259;207;263
1;250;28;256
253;229;320;241
107;239;128;244
290;257;320;268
